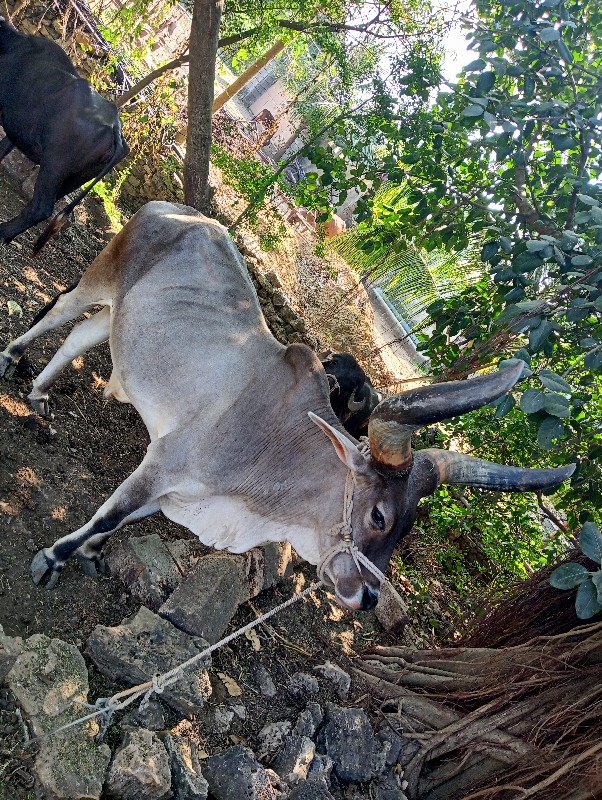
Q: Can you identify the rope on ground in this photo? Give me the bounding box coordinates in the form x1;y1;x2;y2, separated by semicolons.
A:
29;580;324;745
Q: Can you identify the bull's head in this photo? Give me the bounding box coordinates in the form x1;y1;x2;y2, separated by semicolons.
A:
310;362;575;610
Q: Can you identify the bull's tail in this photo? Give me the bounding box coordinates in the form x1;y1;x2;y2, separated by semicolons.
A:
29;280;80;328
33;123;129;255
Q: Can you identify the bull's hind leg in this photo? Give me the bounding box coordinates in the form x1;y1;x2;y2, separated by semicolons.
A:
28;307;111;417
0;281;105;380
31;448;164;589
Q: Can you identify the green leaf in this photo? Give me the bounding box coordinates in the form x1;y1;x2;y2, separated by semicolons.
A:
584;349;602;370
575;579;602;619
526;240;549;253
513;252;543;272
537;416;564;449
577;194;600;208
550;562;588;589
572;255;593;267
477;71;496;94
580;522;602;564
461;104;485;117
519;388;545;413
539;27;561;42
550;134;574;151
481;241;499;262
495;393;516;418
538;370;572;393
543;392;570;418
529;320;554;352
557;39;574;63
592;571;602;604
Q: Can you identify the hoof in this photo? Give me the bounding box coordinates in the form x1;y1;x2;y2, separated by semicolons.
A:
77;553;107;578
31;549;61;589
28;392;51;419
0;353;18;380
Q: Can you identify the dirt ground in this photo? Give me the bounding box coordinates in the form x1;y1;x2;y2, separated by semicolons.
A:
0;170;426;797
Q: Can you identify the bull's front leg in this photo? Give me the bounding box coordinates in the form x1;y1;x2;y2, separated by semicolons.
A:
30;450;164;589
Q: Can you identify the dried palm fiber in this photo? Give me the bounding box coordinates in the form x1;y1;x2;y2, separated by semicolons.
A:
459;550;595;648
354;617;602;798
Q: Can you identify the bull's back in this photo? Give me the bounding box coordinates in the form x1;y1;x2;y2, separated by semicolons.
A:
108;203;283;435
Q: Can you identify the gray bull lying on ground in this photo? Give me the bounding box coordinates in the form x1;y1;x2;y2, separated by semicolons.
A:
0;17;128;252
0;202;575;609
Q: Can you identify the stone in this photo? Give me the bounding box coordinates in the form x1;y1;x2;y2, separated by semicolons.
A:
257;720;292;760
203;745;281;800
159;553;247;643
292;703;323;738
107;534;183;610
165;539;205;574
121;699;166;732
264;270;283;288
271;290;287;308
288;672;319;702
375;581;410;634
106;727;171;800
313;662;351;700
214;707;234;734
164;734;209;800
86;607;212;717
371;775;410;800
272;735;315;785
255;665;276;698
6;634;110;800
317;705;375;783
253;542;293;595
307;753;333;781
0;624;24;680
288;777;335;800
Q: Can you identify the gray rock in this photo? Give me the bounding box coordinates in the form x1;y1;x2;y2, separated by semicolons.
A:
6;634;110;800
165;539;205;574
160;546;292;644
214;707;234;734
106;727;171;800
0;624;23;680
272;290;287;308
257;720;292;760
86;607;212;716
292;703;323;738
231;703;247;720
159;553;246;643
288;777;335;800
164;734;209;800
272;735;315;785
313;662;351;700
107;534;183;610
203;745;281;799
376;727;405;769
288;672;319;702
375;581;410;634
122;699;166;732
318;705;375;783
264;270;283;288
255;665;276;698
307;752;333;781
371;774;409;800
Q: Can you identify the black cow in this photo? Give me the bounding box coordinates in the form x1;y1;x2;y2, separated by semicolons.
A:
0;17;128;252
321;351;382;439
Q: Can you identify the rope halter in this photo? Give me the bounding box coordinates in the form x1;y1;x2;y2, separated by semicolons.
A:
317;465;386;588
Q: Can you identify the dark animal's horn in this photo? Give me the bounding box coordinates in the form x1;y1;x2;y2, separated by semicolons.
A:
418;449;576;492
368;362;524;471
347;389;366;412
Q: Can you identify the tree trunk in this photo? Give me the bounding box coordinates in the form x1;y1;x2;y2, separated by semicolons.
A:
184;0;223;211
212;40;286;113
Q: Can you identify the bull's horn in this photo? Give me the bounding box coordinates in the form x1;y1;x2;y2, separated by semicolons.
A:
348;389;366;412
368;362;524;471
417;449;576;492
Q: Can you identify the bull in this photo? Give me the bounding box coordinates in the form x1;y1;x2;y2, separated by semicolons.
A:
0;202;574;610
0;17;128;251
321;351;382;439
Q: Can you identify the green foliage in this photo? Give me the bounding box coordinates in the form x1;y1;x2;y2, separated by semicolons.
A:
550;523;602;619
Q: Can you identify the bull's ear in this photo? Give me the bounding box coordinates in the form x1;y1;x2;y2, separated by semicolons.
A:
308;412;369;473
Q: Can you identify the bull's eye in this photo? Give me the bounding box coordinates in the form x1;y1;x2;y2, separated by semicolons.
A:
371;506;385;531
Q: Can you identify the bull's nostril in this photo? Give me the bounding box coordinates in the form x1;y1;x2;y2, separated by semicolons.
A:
360;585;379;611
